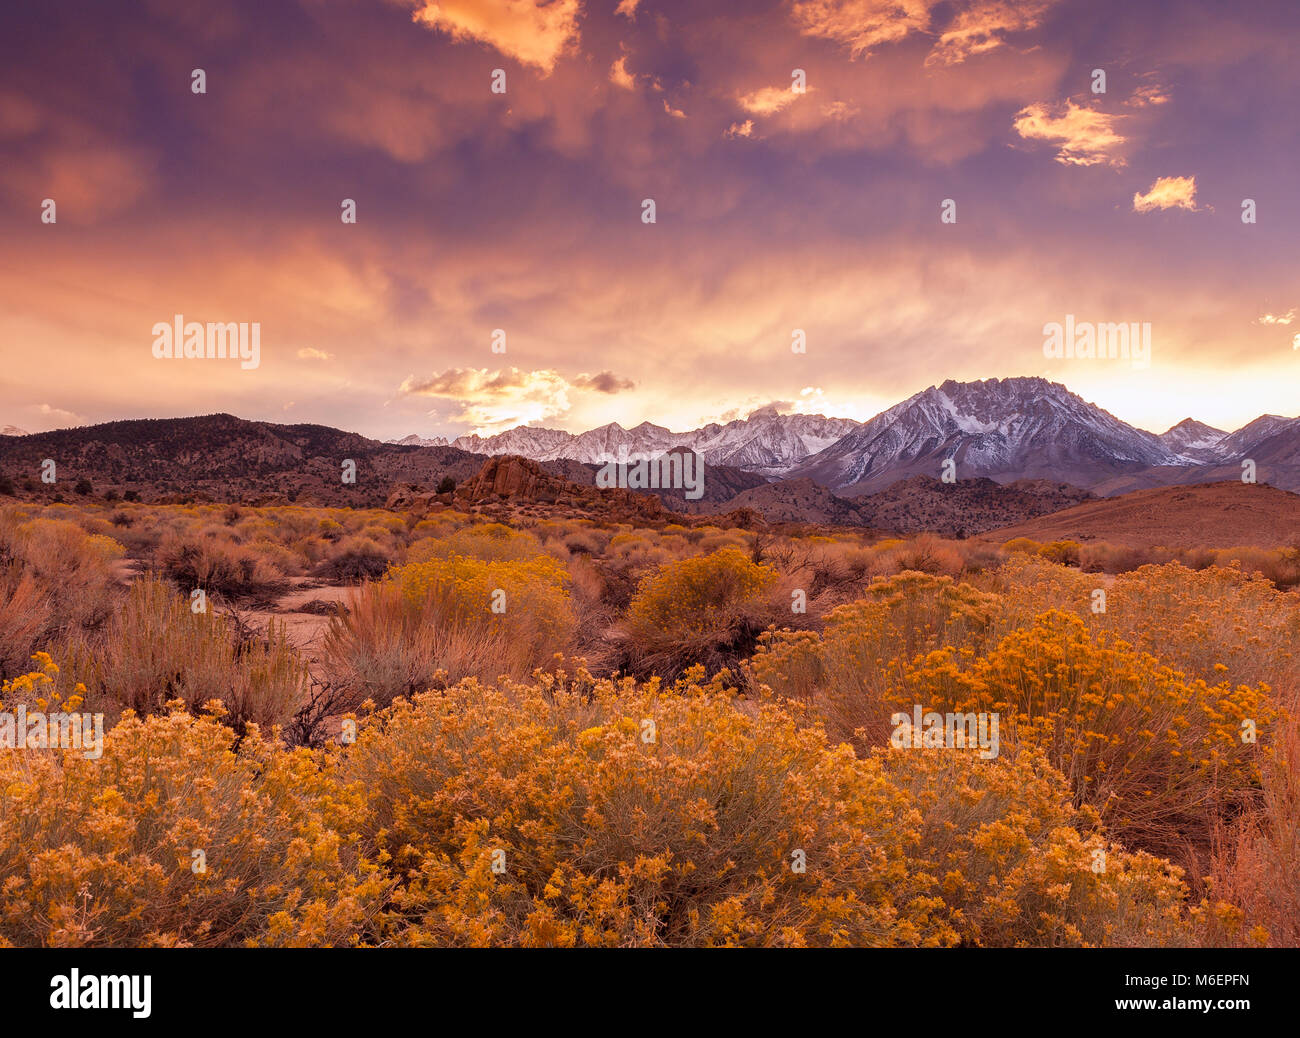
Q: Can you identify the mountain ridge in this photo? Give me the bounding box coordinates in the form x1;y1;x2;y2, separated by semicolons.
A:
5;379;1298;508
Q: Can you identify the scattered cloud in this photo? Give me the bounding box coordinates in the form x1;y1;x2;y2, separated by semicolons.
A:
662;99;686;119
1132;175;1200;213
615;0;640;18
1257;309;1296;325
610;55;635;91
34;403;85;427
791;0;1056;65
572;371;636;393
724;119;755;139
404;0;581;73
790;0;932;59
1013;100;1126;166
738;85;803;116
928;0;1055;67
297;347;333;360
1126;83;1171;107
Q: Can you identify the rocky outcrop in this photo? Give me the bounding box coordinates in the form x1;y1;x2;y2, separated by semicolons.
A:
459;455;565;500
388;455;671;521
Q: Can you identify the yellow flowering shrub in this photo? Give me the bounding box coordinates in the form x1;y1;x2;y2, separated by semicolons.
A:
1102;563;1300;708
625;548;781;675
749;572;1001;742
322;554;576;704
901;610;1273;854
0;512;122;643
407;522;547;564
0;704;387;947
390;554;574;655
1;651;86;713
884;745;1187;947
344;673;1189;947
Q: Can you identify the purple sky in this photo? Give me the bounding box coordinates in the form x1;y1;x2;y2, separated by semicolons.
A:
1;0;1297;440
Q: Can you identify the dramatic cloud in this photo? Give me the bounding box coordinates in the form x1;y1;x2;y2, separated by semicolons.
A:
790;0;932;58
398;367;633;432
1132;175;1200;213
791;0;1055;64
927;0;1056;67
1013;100;1126;166
2;0;1297;439
405;0;581;73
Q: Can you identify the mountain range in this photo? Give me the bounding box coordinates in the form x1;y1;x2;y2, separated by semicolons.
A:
4;378;1297;531
389;377;1300;496
393;405;860;477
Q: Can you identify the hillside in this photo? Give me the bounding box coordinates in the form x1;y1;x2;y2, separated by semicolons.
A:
0;414;552;506
984;482;1300;548
857;476;1095;537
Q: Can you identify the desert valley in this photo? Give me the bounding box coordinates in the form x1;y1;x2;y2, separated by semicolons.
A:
3;0;1299;1003
0;374;1297;949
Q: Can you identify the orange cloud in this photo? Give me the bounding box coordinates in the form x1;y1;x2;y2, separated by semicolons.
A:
928;0;1055;66
1132;175;1200;213
610;55;635;90
1126;83;1171;108
1013;100;1126;166
791;0;1055;64
398;366;633;433
737;84;804;116
790;0;931;58
405;0;581;73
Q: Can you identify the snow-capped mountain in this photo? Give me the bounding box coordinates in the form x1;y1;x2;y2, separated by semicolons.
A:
447;411;861;475
787;377;1183;494
1210;414;1299;460
1;425;29;436
388;433;449;447
394;380;1300;497
452;426;575;457
1158;418;1228;462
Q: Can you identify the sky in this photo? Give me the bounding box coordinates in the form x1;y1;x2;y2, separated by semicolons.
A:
1;0;1297;441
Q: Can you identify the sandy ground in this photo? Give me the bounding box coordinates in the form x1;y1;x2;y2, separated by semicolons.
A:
231;580;354;658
